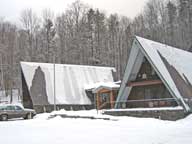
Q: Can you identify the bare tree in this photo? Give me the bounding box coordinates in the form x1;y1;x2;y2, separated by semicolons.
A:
20;8;39;61
42;9;56;63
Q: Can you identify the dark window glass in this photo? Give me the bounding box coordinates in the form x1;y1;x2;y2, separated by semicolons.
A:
100;92;110;103
15;106;23;110
0;106;6;110
6;106;15;110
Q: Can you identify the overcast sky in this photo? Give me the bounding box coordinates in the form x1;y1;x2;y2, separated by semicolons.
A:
0;0;148;23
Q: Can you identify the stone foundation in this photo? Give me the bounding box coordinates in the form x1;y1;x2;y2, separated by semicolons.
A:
33;104;94;113
103;109;188;121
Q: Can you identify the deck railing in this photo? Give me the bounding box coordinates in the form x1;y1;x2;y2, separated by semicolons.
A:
98;98;178;110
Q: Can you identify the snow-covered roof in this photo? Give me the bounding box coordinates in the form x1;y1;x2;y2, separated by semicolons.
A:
21;62;115;105
84;82;120;93
116;36;192;112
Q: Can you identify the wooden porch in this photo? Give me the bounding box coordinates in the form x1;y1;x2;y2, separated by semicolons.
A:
95;88;117;110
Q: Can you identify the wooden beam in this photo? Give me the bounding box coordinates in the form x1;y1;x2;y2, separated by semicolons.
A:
127;80;163;87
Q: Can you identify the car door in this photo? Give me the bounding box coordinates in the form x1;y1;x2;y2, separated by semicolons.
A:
0;106;7;115
6;106;16;119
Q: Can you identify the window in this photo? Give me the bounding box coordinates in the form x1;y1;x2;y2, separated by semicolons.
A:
151;69;156;75
0;106;6;110
6;106;15;110
145;88;151;99
100;92;110;103
15;106;23;111
142;73;147;79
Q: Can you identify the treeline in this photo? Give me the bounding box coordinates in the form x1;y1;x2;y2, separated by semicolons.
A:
0;0;192;96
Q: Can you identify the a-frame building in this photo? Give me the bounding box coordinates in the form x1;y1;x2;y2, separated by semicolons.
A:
20;62;116;112
115;36;192;113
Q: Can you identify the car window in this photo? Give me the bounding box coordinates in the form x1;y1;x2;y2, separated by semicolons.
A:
0;106;6;110
6;106;15;110
15;106;23;110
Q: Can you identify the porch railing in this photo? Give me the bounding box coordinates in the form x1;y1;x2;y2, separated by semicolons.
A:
98;98;178;110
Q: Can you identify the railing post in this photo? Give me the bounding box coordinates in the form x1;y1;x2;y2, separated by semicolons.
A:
96;92;100;110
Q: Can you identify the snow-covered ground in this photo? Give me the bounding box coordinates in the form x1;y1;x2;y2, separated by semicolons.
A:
0;110;192;144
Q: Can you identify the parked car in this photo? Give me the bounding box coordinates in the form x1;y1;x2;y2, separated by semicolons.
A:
0;104;36;121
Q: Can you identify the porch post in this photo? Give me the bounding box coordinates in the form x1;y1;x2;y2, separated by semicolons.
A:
110;90;114;109
96;92;100;110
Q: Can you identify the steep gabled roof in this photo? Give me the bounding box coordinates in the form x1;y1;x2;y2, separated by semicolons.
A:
115;36;192;112
21;62;115;105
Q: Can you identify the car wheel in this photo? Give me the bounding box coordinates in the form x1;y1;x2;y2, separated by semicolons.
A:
1;114;8;121
26;113;33;119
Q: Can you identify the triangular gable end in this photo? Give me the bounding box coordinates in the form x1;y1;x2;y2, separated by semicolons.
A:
115;36;191;112
115;38;145;105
